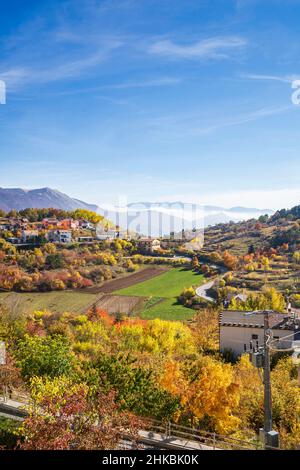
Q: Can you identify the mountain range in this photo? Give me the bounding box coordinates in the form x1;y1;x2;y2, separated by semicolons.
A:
0;187;274;234
0;187;97;212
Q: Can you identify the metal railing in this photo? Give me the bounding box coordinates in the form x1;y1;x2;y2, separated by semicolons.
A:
141;418;277;450
0;392;281;450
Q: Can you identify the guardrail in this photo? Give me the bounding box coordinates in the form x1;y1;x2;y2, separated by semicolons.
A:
141;418;280;450
0;393;280;450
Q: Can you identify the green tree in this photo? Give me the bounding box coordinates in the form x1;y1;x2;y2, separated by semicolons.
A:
15;334;74;380
85;354;179;419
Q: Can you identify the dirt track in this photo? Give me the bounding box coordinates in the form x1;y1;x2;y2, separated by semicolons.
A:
98;266;168;293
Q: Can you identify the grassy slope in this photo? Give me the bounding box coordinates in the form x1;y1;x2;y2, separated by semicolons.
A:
140;298;196;321
0;291;100;315
115;268;204;298
0;269;204;321
115;268;204;321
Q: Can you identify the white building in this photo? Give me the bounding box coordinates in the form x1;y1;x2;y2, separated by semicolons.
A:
47;230;72;244
96;225;129;241
21;230;39;243
219;310;300;357
138;238;161;253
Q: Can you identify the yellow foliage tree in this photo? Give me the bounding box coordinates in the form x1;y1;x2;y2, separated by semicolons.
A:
161;356;241;434
115;318;196;356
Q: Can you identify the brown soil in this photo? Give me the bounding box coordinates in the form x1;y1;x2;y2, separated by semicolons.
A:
95;294;145;315
98;266;168;293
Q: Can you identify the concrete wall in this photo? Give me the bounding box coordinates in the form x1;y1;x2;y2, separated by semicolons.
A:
220;326;292;356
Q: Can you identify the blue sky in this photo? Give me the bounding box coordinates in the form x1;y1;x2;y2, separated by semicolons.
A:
0;0;300;209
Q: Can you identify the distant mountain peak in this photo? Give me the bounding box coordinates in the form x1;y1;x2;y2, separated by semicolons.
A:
0;187;98;212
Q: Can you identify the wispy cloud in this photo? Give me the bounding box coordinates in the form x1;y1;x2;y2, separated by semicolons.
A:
142;104;296;140
148;36;247;60
106;77;182;89
0;39;123;90
241;73;300;83
193;105;294;135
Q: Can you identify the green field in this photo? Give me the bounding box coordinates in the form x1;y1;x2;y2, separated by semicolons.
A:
115;268;204;321
0;269;204;321
115;268;203;298
0;290;100;315
140;297;195;321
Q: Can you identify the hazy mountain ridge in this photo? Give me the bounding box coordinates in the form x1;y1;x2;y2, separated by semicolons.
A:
0;187;97;212
0;187;274;233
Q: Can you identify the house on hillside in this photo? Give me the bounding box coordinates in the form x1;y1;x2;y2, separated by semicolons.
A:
96;229;118;241
0;217;28;231
42;218;60;228
138;238;161;253
21;229;39;244
0;218;11;231
219;310;300;357
47;230;72;244
225;292;248;307
58;218;79;230
96;224;129;241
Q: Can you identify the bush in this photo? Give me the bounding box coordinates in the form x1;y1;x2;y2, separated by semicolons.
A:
0;417;20;449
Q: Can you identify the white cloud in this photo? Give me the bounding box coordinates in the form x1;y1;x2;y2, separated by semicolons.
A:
0;40;123;89
241;73;300;83
148;36;247;59
106;77;182;89
191;105;294;135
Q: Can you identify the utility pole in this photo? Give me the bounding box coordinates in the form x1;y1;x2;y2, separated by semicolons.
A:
247;311;279;449
263;311;272;435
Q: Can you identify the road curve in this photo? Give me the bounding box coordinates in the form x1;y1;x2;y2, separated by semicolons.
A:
195;280;216;303
195;264;227;303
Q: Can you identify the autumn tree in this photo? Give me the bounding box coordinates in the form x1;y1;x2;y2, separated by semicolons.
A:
222;251;238;270
15;334;74;380
19;377;142;450
192;309;219;353
71;209;104;225
87;353;179;419
0;352;24;397
115;318;196;356
160;356;241;434
234;355;263;432
292;251;300;264
191;256;200;271
271;358;300;449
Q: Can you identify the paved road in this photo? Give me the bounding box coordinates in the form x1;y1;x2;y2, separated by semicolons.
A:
195;265;227;303
195;279;216;303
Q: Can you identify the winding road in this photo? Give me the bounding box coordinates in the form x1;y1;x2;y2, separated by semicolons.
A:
195;264;227;303
195;279;216;303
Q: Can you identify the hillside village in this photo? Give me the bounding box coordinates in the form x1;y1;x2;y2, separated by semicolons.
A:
0;204;300;450
0;209;165;253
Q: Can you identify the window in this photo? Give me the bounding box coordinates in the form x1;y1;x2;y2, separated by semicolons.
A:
251;334;258;340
